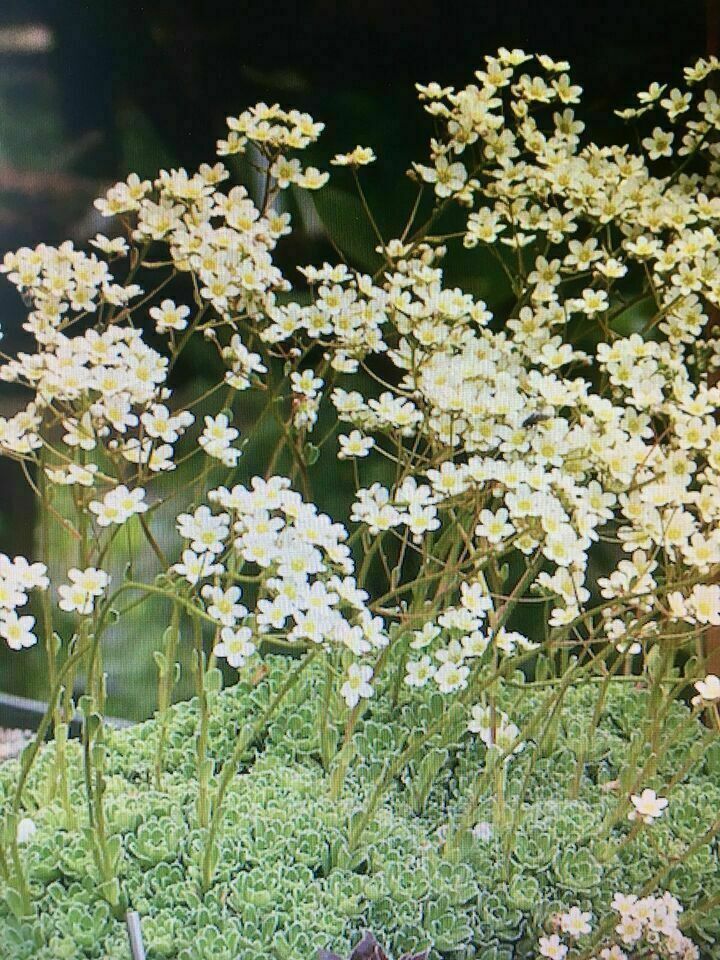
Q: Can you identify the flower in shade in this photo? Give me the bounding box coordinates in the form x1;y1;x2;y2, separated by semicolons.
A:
629;788;668;824
693;673;720;704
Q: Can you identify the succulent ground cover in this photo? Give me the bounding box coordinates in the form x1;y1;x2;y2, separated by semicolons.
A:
1;658;719;959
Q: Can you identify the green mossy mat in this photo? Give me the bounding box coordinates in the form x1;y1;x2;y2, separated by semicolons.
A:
1;659;719;959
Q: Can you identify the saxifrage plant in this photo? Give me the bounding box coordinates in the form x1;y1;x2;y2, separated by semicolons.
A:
0;45;720;958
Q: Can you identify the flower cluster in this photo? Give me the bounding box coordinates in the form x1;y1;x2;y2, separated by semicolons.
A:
172;476;386;697
263;50;720;691
0;554;48;650
218;102;328;193
57;567;110;616
291;368;324;431
0;302;176;467
350;477;439;542
89;484;147;527
0;99;336;623
540;891;699;959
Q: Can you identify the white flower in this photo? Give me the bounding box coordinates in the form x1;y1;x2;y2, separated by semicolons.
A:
405;503;440;540
611;893;638;916
176;506;229;555
214;626;255;668
45;462;98;487
57;567;110;615
642;126;674;159
434;660;469;694
0;611;37;650
687;584;720;625
291;369;324;397
62;413;96;451
460;581;493;618
269;155;302;189
331;146;376;166
495;628;537;654
89;485;147;527
16;818;36;844
89;234;129;257
295;166;329;190
468;704;524;754
615;914;643;944
414;155;467;198
693;673;720;703
172;550;223;585
338;430;374;459
141;405;194;443
629;788;668;824
201;584;246;626
576;288;609;316
559;906;592;937
149;299;190;333
539;934;567;960
0;575;27;612
199;413;241;466
1;555;48;593
410;621;441;649
405;655;435;687
119;436;172;472
340;663;374;708
472;821;493;841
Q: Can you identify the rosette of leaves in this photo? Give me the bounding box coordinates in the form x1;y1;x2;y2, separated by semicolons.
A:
554;847;604;893
177;916;243;960
126;815;186;867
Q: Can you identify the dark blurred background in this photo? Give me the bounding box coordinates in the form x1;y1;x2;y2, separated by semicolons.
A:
0;0;711;257
0;0;714;715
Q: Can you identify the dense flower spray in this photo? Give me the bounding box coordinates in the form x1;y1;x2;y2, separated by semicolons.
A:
1;48;720;932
